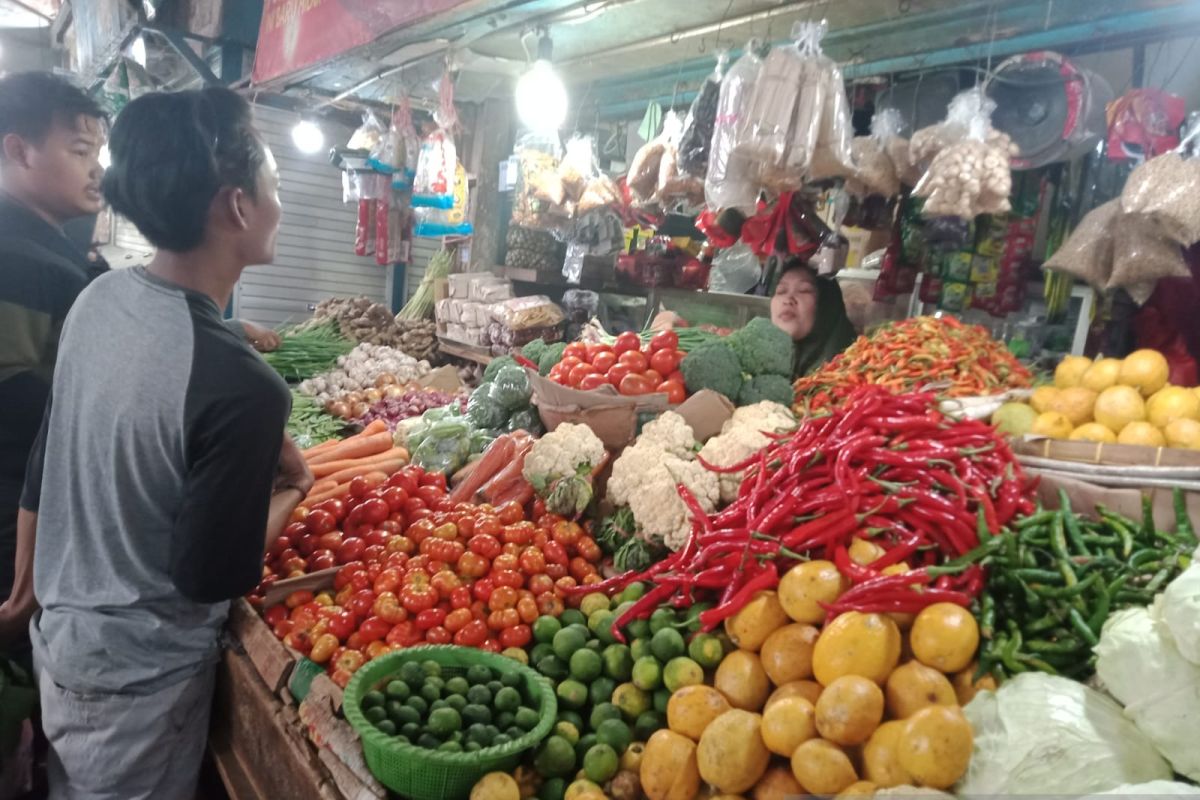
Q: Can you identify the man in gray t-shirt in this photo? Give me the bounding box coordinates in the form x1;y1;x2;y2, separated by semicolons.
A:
21;88;311;799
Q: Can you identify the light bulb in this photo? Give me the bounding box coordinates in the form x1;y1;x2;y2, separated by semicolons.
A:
291;120;324;154
99;144;111;169
515;60;567;132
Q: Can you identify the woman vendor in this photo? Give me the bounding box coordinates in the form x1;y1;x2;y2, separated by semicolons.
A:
770;259;857;377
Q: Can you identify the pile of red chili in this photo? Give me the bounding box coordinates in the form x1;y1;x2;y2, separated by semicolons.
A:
577;386;1036;635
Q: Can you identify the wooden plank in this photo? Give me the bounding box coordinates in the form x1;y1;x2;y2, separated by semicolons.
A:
438;338;494;365
227;598;294;694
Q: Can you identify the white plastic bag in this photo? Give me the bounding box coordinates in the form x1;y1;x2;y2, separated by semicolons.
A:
412;128;457;209
390;96;420;191
709;242;761;293
705;42;763;212
847;107;903;198
1161;550;1200;664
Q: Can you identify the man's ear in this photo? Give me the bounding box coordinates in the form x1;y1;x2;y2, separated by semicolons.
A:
218;185;250;231
1;133;31;168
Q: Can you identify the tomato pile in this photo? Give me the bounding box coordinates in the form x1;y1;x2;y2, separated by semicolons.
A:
257;465;606;686
546;330;687;403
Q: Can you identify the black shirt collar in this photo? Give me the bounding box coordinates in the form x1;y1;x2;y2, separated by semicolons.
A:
0;194;96;277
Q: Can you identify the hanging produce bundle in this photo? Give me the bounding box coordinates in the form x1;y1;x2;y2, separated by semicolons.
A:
575;387;1033;636
262;321;355;382
793;315;1033;412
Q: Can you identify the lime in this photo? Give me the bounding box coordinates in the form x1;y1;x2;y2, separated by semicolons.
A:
388;701;413;725
384;680;410;702
467;685;492;706
617;582;646;604
375;719;397;736
650;628;685;662
364;705;387;725
495;686;522;713
427;707;461;738
583;743;619;784
465;664;491;685
555;679;588;711
421;660;442;678
464;741;482;752
533;615;562;644
589;676;616;706
558;710;584;731
611;682;651;722
503;647;529;665
400;724;421;743
553;720;580;745
417;732;441;749
569;649;603;683
584;639;603;654
539;777;566;800
393;734;410;746
515;706;540;732
534;735;577;778
663;657;704;692
630;638;652;662
626;617;650;640
430;699;448;713
506;725;524;740
613;601;635;620
687;633;724;669
484;724;500;740
445;695;467;713
580;593;611;617
595;718;633;755
420;683;441;704
601;644;634;682
574;733;597;764
530;642;555;664
589;701;623;730
560;609;587;628
399;661;424;686
588;611;618;645
462;704;492;727
552;627;588;662
634;710;665;742
500;670;521;688
496;711;516;730
405;696;428;717
631;656;662;691
493;734;511;747
438;740;462;753
682;601;713;634
652;689;670;715
362;690;385;709
444;676;469;696
487;680;504;695
649;608;677;635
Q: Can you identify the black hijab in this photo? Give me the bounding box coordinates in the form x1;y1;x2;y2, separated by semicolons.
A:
776;264;858;378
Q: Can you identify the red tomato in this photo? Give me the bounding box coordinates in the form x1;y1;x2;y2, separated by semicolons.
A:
619;373;653;396
381;487;408;512
415;485;445;508
579;374;609;392
317;531;343;552
543;537;570;564
385;621;420;647
487;608;520;631
430;569;463;597
606;364;631;386
576;535;602;562
336;537;366;565
558;355;583;372
650;329;679;353
408;508;433;524
502;522;535;546
472;577;495;603
264;605;288;627
658;380;686;404
309;550;337;571
618;350;648;372
492;569;524;589
327;611;357;641
373;567;402;594
614;331;641;355
499;624;532;649
492;553;519;573
516;595;539;624
346;590;375;617
402;497;427;520
519;547;546;574
455;516;475;538
386;470;417;493
305;509;337;536
591;351;618;374
363;528;390;548
548;365;569;384
644;369;663;386
444;607;473;633
568;363;597;388
425;625;451;645
668;370;685;384
468;533;502;559
497;501;524;526
536;591;564;617
372;592;407;624
386;535;414;555
563;342;589;362
449;586;473;610
313;499;347;522
489;585;518;611
400;584;438;614
453;619;488;647
415;606;446;630
357;616;391;644
420;471;447;491
528;573;555;596
649;348;679;375
348;475;372;499
457;551;489;579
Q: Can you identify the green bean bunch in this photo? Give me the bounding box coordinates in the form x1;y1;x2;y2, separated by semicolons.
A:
287;391;346;448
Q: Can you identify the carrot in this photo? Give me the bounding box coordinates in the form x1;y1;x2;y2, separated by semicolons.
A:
479;443;532;504
449;435;514;504
302;481;351;506
307;432;395;465
310;479;338;494
302;439;342;460
359;419;389;436
318;457;407;486
309;447;409;479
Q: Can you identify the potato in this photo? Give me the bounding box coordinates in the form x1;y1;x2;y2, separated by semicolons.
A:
884;661;957;719
897;706;973;789
641;729;700;800
862;720;912;788
667;685;731;742
714;650;770;711
726;591;790;651
815;675;885;746
790;739;859;795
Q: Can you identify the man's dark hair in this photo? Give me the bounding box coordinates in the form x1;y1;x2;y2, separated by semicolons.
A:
0;71;106;143
102;87;265;252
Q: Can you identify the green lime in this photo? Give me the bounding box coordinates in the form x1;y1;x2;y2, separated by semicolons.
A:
583;743;619;784
464;740;482;752
430;699;448;713
534;735;577;778
687;633;725;669
631;656;662;691
399;661;424;685
384;679;410;701
560;609;587;628
487;680;504;695
579;592;611;617
495;710;516;731
438;740;462;753
650;628;686;662
493;733;511;747
362;690;385;709
375;719;397;736
500;670;522;689
537;654;569;682
466;665;493;685
530;642;555;664
405;696;428;717
484;724;500;740
445;694;467;712
515;706;540;732
626;617;650;640
553;720;580;745
617;582;646;604
555;679;588;710
682;601;714;634
421;660;442;678
584;639;603;654
574;733;597;764
506;726;524;740
445;676;469;696
552;627;588;662
588;611;618;645
393;734;410;746
589;676;616;706
714;629;736;656
387;700;411;724
589;702;623;730
611;683;651;722
467;723;490;746
631;638;653;662
613;601;635;621
417;732;441;749
533;615;562;644
539;777;566;800
364;706;387;725
601;644;634;682
462;704;492;727
495;686;521;713
569;649;603;683
420;683;441;704
557;710;583;731
653;689;671;714
502;647;528;664
467;685;492;706
595;717;633;755
663;657;705;692
427;707;462;738
400;722;421;740
648;607;677;635
634;710;665;741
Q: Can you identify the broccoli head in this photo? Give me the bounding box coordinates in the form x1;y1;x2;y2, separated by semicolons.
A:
738;373;795;407
728;316;794;377
482;354;516;383
538;342;567;375
521;338;548;363
680;341;744;401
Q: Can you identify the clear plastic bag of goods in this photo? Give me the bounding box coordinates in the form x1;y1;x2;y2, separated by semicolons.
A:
734;29;810;183
1043;199;1117;288
412;418;472;474
389;97;420;190
678;52;726;177
847;108;904;198
559;134;598;203
705;42;763;213
347;110;386;152
912;87;1018;219
709;242;762;293
1106;211;1189;303
487;365;532;411
412;128;457;209
805;29;856;182
489;295;565;330
627;130;667;201
655;112;704;204
561;289;599;323
415;162;473;237
1120;150;1200;247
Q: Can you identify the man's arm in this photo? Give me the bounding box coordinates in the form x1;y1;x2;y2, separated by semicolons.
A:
0;508;37;645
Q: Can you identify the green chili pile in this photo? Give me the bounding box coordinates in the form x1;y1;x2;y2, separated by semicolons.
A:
967;489;1196;680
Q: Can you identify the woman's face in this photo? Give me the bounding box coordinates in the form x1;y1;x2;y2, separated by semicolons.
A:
771;268;818;341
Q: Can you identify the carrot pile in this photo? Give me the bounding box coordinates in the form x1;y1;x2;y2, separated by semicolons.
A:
299;419;409;506
793;315;1033;412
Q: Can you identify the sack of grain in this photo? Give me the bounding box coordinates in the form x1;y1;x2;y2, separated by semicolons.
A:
1107;211;1190;303
1119;151;1200;246
1044;199;1118;288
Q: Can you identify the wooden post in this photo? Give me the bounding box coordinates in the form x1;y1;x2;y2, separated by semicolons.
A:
463;96;515;274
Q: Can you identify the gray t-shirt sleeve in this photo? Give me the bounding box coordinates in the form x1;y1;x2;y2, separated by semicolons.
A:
19;393;50;512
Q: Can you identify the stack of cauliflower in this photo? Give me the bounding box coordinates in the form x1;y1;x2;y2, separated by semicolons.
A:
699;401;798;504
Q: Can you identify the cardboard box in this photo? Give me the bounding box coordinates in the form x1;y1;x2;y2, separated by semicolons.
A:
842;226;890;269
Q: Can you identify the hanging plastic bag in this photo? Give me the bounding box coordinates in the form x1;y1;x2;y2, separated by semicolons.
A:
678;52;726;177
847;107;903;198
1043;199;1117;289
656;112;703;204
415;162;473;237
804;22;856;182
706;42;763;212
347;111;386;152
390;96;420;191
413;72;459;209
735;28;809;183
709;242;761;293
559;134;597;204
1107;211;1189;303
1120;148;1200;247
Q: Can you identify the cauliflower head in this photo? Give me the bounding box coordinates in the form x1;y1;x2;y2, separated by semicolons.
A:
522;422;605;484
608;442;719;551
725;401;797;436
637;411;698;459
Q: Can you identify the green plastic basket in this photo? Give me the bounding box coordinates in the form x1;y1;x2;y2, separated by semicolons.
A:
343;645;557;800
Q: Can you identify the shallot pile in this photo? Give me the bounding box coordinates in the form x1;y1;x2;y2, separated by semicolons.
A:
355;389;467;430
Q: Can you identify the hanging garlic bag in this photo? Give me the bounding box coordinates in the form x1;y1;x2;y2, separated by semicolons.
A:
678;52;726;177
913;87;1017;219
705;41;763;212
